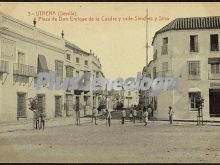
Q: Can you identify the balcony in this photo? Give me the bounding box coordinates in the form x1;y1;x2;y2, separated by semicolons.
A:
13;63;36;77
161;44;168;55
0;60;9;73
208;72;220;80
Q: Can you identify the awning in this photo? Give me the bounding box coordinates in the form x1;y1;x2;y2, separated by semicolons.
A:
38;55;49;72
74;90;83;95
208;58;220;64
188;87;201;92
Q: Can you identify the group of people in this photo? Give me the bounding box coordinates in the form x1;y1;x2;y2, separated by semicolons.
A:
126;105;150;126
89;105;174;127
28;97;46;130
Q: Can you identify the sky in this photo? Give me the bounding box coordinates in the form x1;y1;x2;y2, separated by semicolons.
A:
1;2;220;79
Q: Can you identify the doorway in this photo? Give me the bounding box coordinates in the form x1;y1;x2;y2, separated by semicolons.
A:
209;89;220;117
55;96;62;117
37;94;45;114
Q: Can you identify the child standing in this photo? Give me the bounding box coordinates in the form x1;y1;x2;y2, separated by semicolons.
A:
121;109;126;125
143;107;148;126
133;105;137;124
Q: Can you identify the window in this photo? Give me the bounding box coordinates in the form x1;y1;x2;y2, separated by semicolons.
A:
210;34;219;51
66;54;71;61
66;66;74;77
153;67;157;79
76;71;79;77
153;50;157;60
55;60;63;81
76;57;80;63
190;35;198;52
162;62;168;76
162;37;168;55
85;60;88;66
1;38;16;59
211;64;220;74
163;37;168;45
18;52;25;64
188;61;200;78
17;93;27;119
189;92;201;110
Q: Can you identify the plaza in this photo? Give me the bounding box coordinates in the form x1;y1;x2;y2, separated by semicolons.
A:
0;118;220;163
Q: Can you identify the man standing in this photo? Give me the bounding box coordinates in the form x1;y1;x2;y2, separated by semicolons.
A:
147;106;152;121
168;106;174;124
106;109;112;127
94;107;98;125
133;105;137;124
121;109;126;125
75;103;80;125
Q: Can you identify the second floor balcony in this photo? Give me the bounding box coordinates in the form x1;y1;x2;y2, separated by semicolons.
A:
0;60;9;73
13;63;36;77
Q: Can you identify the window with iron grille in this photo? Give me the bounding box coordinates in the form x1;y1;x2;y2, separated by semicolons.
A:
189;92;201;110
55;60;63;81
211;63;220;74
210;34;219;51
188;61;200;76
66;66;74;77
17;93;27;118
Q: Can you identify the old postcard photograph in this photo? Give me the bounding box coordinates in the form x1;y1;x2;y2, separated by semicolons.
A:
0;1;220;163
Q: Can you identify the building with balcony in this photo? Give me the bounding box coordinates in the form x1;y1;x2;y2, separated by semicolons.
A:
0;13;104;122
143;16;220;121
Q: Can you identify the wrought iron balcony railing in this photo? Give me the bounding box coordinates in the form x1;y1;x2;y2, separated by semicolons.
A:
13;63;36;77
0;60;9;73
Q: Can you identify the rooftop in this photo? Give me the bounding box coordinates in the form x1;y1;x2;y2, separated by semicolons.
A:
152;16;220;45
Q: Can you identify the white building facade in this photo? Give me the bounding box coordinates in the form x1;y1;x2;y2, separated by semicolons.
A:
144;17;220;121
0;13;104;122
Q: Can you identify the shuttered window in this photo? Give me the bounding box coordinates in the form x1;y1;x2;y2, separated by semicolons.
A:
55;60;63;81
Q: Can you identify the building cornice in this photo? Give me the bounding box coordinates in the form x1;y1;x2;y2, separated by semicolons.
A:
0;29;65;54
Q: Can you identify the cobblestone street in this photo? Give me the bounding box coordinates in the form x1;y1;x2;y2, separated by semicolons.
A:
0;118;220;163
